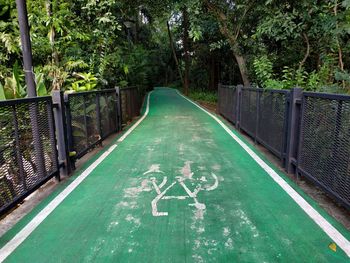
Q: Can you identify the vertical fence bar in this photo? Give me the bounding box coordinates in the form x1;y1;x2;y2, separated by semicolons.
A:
12;105;27;190
46;101;60;180
254;89;260;143
83;95;89;149
128;90;132;120
64;93;75;170
236;85;242;129
239;87;243;131
217;83;221;113
281;92;291;163
52;91;71;176
95;93;102;144
115;87;122;131
285;87;303;173
106;93;112;134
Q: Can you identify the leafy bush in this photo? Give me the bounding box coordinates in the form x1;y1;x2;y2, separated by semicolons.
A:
188;90;217;104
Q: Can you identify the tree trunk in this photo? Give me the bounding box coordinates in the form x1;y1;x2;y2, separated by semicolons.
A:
204;0;251;87
182;7;190;95
208;56;219;90
299;32;310;70
333;1;346;89
233;52;250;87
46;1;58;65
166;21;184;87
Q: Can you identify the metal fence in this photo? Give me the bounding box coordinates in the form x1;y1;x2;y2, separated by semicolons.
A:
0;87;142;216
297;93;350;208
218;84;239;124
240;88;290;159
65;89;120;161
120;87;142;125
218;84;350;209
0;97;59;215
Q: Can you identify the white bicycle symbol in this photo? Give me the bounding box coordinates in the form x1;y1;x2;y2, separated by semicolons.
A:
143;162;219;217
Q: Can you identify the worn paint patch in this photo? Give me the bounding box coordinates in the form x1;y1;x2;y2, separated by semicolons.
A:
144;162;220;217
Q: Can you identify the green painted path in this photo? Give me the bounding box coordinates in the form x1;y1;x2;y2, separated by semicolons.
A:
1;88;350;262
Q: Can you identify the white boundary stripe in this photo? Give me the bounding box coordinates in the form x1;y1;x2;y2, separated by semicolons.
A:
176;90;350;257
0;92;153;262
117;91;153;142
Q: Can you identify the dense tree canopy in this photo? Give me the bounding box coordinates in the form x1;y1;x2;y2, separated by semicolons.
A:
1;0;350;99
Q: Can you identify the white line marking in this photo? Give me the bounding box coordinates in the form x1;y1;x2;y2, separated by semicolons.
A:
151;177;162;195
0;91;153;262
151;181;177;216
205;173;219;191
143;164;164;175
148;161;220;217
176;89;350;257
158;176;167;189
162;196;188;200
0;144;117;262
117;91;153;142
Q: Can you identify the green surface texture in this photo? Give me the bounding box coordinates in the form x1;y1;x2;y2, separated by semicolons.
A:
1;88;349;262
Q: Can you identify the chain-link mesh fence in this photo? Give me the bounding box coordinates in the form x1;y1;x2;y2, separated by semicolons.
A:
218;85;237;124
218;87;290;160
0;97;58;214
219;85;350;208
120;87;142;124
240;88;258;138
256;90;289;158
297;93;350;208
65;89;119;160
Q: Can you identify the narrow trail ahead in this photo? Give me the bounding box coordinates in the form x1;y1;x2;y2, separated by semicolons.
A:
0;88;349;262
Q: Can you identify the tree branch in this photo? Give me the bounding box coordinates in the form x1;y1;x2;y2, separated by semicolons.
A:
299;32;310;70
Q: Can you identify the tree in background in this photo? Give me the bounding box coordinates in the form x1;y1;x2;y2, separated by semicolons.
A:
1;0;350;97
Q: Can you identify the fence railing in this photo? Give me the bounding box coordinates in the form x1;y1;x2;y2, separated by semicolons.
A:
218;84;350;209
240;88;290;159
297;93;350;208
120;87;142;125
65;89;120;161
0;87;142;216
218;85;239;124
0;97;59;215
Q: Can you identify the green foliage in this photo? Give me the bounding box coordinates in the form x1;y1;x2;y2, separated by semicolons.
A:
0;65;49;99
69;72;98;92
35;72;48;96
335;70;350;84
188;89;217;104
0;82;6;100
253;56;274;86
1;0;350;95
1;62;26;99
252;54;341;91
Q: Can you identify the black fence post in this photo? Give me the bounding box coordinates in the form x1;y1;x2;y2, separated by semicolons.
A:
254;89;260;143
115;87;122;131
52;91;71;176
128;89;132;121
236;85;242;129
63;93;76;170
217;83;221;113
285;87;303;174
95;93;102;144
46;101;60;180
